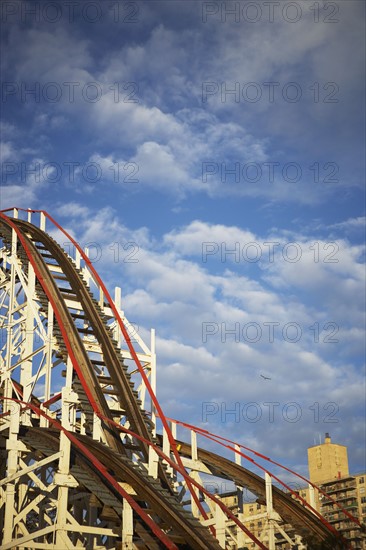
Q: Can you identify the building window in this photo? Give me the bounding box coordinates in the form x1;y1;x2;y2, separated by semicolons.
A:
359;477;365;484
361;496;366;503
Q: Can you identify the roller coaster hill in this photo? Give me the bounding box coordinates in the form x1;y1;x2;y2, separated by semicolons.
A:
0;208;364;549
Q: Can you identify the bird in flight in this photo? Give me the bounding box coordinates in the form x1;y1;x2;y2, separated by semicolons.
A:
260;374;271;380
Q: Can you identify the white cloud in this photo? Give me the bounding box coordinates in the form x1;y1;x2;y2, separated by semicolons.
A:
164;220;257;256
6;27;92;82
0;122;18;140
328;216;366;232
1;155;56;210
0;184;37;209
0;141;16;162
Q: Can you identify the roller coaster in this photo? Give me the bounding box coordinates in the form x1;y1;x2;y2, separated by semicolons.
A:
0;208;361;549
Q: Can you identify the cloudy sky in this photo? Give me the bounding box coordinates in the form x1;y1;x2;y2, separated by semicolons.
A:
1;0;365;478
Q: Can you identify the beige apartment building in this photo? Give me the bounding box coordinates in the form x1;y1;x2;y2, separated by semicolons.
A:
306;433;366;548
308;432;349;484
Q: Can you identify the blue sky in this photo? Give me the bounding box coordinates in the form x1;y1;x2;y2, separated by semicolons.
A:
1;0;365;477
